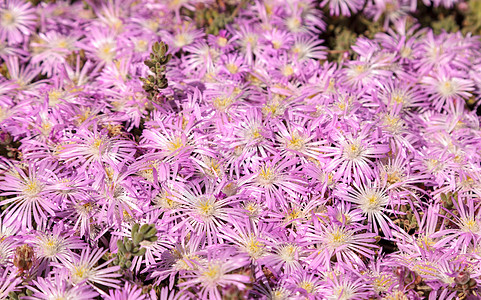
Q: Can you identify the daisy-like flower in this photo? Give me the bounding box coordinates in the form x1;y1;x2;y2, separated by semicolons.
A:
260;28;293;54
182;41;220;79
230;23;261;66
63;247;121;293
26;222;85;264
60;198;99;240
30;31;79;77
171;180;245;246
148;237;204;289
0;161;57;230
274;118;323;161
369;77;426;112
287;269;325;298
94;167;146;226
81;26;118;65
283;0;326;34
141;114;206;160
58;123;136;172
366;0;412;28
319;126;389;185
302;216;377;270
218;53;250;81
163;22;204;52
378;156;429;202
339;181;394;237
0;232;18;267
432;194;481;253
251;278;293;300
412;31;465;76
290;35;327;61
180;248;251;300
25;270;98;300
343;49;395;89
421;68;475;111
240;155;307;209
0;0;37;45
4;55;42;91
262;232;306;275
222;108;276;171
219;218;272;262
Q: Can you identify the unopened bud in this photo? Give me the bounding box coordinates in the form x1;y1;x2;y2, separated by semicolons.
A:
454;271;470;285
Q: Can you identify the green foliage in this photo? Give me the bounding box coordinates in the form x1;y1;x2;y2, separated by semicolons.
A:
140;41;172;101
462;0;481;35
114;223;158;270
440;191;457;209
184;0;246;35
432;14;460;34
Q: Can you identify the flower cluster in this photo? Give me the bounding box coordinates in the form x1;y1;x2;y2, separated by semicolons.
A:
1;0;481;299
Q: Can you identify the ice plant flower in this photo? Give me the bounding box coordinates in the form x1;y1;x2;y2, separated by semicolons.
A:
0;0;480;298
319;125;390;185
179;248;251;300
339;181;394;237
25;271;98;300
0;0;37;45
26;222;85;264
63;248;121;293
302;216;378;269
0;161;57;230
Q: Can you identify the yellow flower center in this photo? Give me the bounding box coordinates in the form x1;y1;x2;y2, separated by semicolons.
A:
257;166;277;186
461;217;479;233
202;264;222;283
196;196;217;220
226;63;238;74
167;136;184;152
24;179;43;197
439;80;455;96
1;11;15;26
98;43;116;62
299;281;314;293
278;244;298;262
217;37;227;47
286;132;305;151
282;65;294;77
72;265;89;283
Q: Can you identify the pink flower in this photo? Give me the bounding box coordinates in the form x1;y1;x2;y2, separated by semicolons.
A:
0;0;37;45
319;124;389;185
179;247;251;300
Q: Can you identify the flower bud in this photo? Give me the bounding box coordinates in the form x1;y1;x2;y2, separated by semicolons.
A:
454;271;470;285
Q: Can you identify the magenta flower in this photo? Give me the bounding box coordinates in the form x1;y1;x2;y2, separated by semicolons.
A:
302;216;377;270
0;161;57;230
339;180;395;237
170;180;245;245
421;68;475;111
25;270;98;300
432;195;481;253
57;123;137;172
239;155;307;209
179;248;251;300
319;125;389;185
62;247;121;293
26;222;86;264
0;0;37;45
